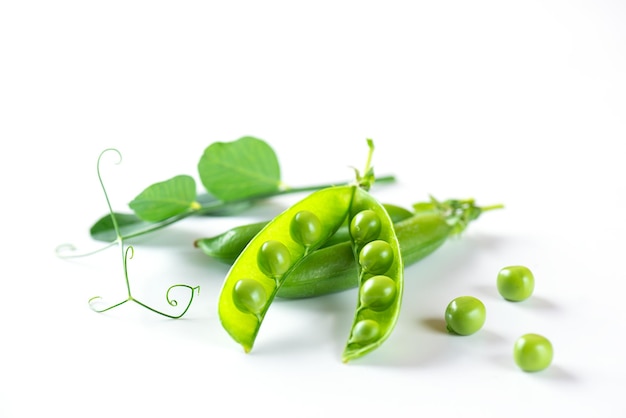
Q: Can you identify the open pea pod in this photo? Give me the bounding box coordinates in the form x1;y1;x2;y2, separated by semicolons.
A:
218;182;405;362
218;185;355;353
342;187;403;362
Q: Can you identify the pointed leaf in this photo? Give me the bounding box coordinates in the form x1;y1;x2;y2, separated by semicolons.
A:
129;175;198;222
198;136;281;201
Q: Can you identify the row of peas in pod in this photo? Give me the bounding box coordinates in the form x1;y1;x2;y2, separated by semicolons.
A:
444;266;553;372
217;181;404;362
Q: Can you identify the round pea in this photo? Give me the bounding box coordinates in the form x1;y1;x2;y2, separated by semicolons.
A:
290;210;323;247
360;275;397;311
497;265;535;301
350;209;382;244
359;240;394;275
350;319;380;344
444;296;486;335
257;240;291;278
232;279;268;315
513;333;553;372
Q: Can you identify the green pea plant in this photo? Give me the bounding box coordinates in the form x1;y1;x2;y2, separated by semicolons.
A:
56;137;396;318
57;136;503;362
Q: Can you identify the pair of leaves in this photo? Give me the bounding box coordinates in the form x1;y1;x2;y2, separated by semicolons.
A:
91;137;282;242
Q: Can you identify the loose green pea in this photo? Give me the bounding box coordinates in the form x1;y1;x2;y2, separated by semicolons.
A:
350;209;382;244
290;210;323;247
350;319;380;344
513;333;553;372
359;275;397;311
444;296;486;335
257;240;291;278
497;265;535;301
359;240;394;275
233;279;268;316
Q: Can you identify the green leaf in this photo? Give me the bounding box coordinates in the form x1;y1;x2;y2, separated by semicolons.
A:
129;175;199;222
198;136;282;201
90;212;152;242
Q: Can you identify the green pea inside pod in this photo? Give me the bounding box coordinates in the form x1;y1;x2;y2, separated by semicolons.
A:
350;209;382;244
359;275;397;311
359;240;394;275
290;210;323;248
232;279;268;316
349;319;381;344
257;240;292;279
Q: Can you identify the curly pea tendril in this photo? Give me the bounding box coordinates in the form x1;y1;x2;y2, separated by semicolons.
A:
55;148;199;318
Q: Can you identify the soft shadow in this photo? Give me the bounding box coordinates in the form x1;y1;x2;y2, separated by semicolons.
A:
472;284;560;311
491;355;578;382
538;365;579;383
421;317;448;334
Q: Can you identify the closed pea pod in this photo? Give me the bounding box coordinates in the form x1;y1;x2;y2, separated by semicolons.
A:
200;198;500;298
194;203;414;264
217;185;355;353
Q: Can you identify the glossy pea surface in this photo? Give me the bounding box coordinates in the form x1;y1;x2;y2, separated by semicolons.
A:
445;296;486;336
233;279;267;315
257;240;291;278
358;240;394;275
359;275;396;311
350;209;382;244
290;210;323;247
513;333;553;372
350;319;381;344
497;265;535;301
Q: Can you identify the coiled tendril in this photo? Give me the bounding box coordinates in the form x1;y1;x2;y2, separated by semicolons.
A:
59;148;200;318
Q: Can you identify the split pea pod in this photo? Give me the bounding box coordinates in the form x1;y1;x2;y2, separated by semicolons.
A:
342;187;403;362
217;184;404;361
278;211;453;299
218;185;355;353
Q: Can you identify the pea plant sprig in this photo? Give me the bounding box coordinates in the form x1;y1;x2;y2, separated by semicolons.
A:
56;136;395;318
58;148;200;318
62;136;395;251
56;135;506;363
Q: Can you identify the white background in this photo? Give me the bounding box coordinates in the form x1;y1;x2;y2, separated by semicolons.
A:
2;1;625;417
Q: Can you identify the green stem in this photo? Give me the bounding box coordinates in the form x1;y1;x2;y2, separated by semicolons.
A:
481;204;505;212
116;174;396;243
81;148;200;319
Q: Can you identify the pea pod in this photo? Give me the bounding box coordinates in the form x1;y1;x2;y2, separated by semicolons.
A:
278;211;453;298
218;185;355;353
281;200;499;298
342;187;403;362
194;203;413;264
200;198;499;299
218;183;407;360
